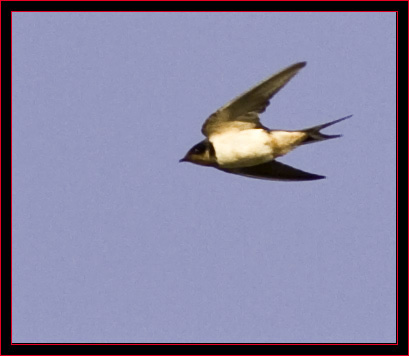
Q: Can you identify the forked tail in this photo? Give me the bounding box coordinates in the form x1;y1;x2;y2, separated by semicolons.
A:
301;115;352;144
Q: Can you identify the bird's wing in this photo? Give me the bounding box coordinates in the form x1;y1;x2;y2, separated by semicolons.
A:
219;160;325;181
202;62;306;137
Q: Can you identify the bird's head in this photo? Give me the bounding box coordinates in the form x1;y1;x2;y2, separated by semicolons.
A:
179;140;216;167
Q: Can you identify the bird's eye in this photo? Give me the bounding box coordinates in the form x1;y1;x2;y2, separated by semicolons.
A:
191;142;207;155
192;146;203;154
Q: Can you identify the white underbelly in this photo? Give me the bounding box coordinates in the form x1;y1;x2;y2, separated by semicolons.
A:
210;129;274;168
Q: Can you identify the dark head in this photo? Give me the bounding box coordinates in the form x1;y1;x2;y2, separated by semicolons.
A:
179;140;216;167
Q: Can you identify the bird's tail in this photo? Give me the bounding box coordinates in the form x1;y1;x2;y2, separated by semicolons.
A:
301;115;352;145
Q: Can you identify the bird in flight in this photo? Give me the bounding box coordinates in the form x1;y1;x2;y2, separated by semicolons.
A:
180;62;351;181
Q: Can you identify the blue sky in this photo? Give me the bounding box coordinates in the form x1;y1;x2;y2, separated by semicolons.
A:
12;12;396;343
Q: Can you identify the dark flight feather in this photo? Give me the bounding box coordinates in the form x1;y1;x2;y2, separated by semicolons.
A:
219;160;325;182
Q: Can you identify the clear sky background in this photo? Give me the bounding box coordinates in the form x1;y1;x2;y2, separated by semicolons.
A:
12;12;396;343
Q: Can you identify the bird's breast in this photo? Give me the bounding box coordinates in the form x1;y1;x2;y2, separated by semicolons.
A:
210;129;274;168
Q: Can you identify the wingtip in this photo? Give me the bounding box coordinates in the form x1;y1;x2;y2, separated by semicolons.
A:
309;174;326;181
292;61;307;69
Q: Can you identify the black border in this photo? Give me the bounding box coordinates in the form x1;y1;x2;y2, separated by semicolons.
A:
2;1;406;355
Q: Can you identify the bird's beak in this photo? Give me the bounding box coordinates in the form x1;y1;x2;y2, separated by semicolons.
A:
179;157;188;163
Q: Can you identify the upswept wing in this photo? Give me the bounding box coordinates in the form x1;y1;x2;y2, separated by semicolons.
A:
202;62;306;137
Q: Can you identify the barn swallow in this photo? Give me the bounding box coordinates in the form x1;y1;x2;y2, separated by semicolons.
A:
180;62;351;181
